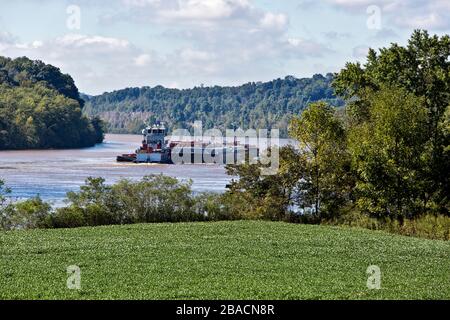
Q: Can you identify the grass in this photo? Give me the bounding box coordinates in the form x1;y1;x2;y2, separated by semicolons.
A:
0;221;448;300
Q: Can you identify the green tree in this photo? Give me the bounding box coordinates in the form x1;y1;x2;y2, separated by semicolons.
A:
348;87;429;220
289;102;351;219
225;146;303;220
83;74;343;138
0;56;104;150
334;30;450;214
6;197;52;230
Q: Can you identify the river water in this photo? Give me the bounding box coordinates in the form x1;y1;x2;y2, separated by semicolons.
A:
0;134;234;206
0;134;295;206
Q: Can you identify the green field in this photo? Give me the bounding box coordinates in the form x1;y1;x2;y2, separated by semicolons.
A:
0;221;448;300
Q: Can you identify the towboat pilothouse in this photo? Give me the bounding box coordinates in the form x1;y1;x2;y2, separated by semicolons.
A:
117;122;171;163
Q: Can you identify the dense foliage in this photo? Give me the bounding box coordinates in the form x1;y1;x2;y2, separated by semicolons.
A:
334;30;449;218
225;30;449;229
0;175;230;230
84;74;343;137
0;56;104;150
1;173;448;240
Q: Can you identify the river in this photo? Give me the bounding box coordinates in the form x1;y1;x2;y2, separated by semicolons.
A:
0;134;234;206
0;134;295;206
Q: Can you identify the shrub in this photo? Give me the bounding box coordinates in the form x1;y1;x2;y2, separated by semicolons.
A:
49;175;215;228
0;192;52;231
50;177;121;228
9;197;52;230
192;193;232;221
51;207;86;229
325;207;450;240
397;215;450;240
110;175;200;223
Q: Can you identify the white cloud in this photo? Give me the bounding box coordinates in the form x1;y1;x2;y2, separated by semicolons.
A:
123;0;161;7
119;0;254;24
352;45;370;59
31;41;44;49
259;12;288;31
0;1;334;94
179;48;215;62
160;0;249;20
394;12;447;30
287;38;332;56
0;32;16;52
95;0;330;91
326;0;391;10
0;33;143;93
57;34;130;49
134;53;152;66
322;0;450;30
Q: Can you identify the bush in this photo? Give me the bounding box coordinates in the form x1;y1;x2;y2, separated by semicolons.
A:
50;177;121;228
193;193;234;221
109;175;201;223
50;207;86;229
1;174;448;241
325;208;450;240
395;215;450;240
10;197;52;230
0;195;52;231
48;175;223;228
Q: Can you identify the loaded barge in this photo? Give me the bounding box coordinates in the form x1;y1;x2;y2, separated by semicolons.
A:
117;122;257;164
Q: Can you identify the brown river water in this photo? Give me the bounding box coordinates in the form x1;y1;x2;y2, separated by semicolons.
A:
0;134;294;206
0;134;233;206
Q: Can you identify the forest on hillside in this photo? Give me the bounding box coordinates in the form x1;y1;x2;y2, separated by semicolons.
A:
84;74;343;137
0;56;104;150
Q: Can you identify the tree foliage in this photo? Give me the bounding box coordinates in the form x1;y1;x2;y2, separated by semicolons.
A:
334;30;450;215
348;87;429;219
0;56;104;150
84;74;343;137
227;30;449;221
51;175;235;228
225;146;303;221
0;56;83;105
289;102;351;219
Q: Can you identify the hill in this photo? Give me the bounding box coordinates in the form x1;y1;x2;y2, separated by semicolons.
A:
84;74;343;137
0;56;104;150
1;221;448;300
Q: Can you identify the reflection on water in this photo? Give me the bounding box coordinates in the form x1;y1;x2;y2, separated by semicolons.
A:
0;134;232;206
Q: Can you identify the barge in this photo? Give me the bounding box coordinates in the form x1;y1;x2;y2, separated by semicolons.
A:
117;122;258;164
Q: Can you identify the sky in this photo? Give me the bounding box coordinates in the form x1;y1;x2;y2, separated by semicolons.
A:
0;0;449;95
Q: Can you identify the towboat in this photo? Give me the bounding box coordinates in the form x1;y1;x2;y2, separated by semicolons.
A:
116;122;171;163
117;122;259;164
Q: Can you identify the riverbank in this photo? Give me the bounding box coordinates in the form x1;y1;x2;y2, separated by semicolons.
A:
0;220;448;300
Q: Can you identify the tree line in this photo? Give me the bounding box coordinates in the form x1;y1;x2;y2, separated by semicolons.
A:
0;56;104;150
83;74;343;137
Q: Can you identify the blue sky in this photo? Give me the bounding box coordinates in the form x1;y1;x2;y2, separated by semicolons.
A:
1;0;449;95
